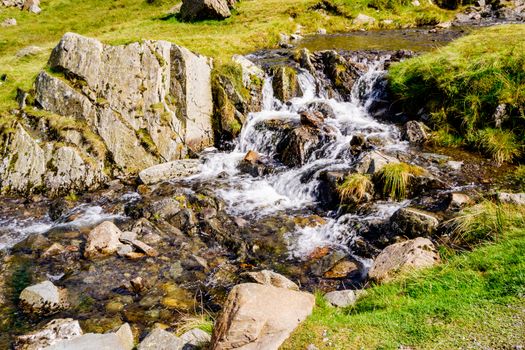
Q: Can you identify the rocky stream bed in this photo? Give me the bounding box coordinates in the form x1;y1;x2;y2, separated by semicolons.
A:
0;20;523;349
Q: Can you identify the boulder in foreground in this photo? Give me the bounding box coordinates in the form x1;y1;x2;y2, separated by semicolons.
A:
180;0;231;21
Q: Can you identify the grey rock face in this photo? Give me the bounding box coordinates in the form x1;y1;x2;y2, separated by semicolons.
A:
45;323;134;350
35;32;213;174
180;0;231;21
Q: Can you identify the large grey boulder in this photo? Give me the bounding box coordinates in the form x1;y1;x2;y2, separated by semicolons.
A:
19;281;69;316
35;32;213;175
15;318;82;350
84;221;122;260
389;207;440;238
138;159;201;185
180;0;231;21
368;237;440;283
45;323;134;350
211;283;315;350
137;328;183;350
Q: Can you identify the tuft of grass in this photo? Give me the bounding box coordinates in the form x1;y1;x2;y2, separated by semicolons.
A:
175;314;214;336
448;200;525;246
377;162;426;200
472;128;522;165
337;173;373;204
430;128;463;148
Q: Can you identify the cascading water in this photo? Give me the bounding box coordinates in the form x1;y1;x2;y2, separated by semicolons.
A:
194;55;410;260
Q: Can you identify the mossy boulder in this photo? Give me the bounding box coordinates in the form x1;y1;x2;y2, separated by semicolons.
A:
272;66;303;103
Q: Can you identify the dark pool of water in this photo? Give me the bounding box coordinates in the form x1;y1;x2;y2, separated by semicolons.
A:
297;27;471;52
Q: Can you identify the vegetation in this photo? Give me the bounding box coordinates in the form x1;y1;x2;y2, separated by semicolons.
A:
285;202;525;349
0;0;456;114
376;162;426;200
337;173;373;204
389;24;525;164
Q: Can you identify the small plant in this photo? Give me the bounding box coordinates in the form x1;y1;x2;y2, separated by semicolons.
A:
431;129;463;148
337;173;373;204
377;162;426;200
175;314;214;336
473;128;522;165
449;200;525;246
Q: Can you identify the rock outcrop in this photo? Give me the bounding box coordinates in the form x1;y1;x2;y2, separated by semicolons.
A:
368;237;440;283
1;32;214;196
180;0;231;21
211;283;315;349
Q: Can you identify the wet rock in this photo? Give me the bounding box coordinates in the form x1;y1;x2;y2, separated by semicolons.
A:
180;328;211;349
368;237;440;283
323;260;360;279
325;289;365;307
316;170;349;208
1;18;17;27
272;66;303;103
318;51;363;100
211;283;314;350
84;221;122;260
238;150;272;177
300;101;336;119
496;192;525;205
353;13;376;25
46;323;134;350
41;243;66;258
13;234;50;254
449;193;472;211
300;111;325;129
138;328;183;350
242;270;299;290
389;207;440;238
354;150;399;174
139;160;201;185
297;48;315;74
19;280;69;316
403;121;429;144
310;250;346;277
212;74;248;144
180;0;231;21
14;318;83;350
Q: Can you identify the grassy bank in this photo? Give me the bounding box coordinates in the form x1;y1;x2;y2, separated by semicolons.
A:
284;204;525;348
388;24;525;164
0;0;455;113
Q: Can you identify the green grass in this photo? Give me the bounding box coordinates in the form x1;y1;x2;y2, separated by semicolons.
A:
0;0;456;114
284;221;525;349
376;162;426;200
337;173;373;204
389;24;525;164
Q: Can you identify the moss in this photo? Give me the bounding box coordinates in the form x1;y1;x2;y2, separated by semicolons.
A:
136;128;160;157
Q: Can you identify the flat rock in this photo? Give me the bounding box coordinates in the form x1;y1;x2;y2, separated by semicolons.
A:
139;160;201;185
368;237;440;283
211;283;315;350
15;318;82;350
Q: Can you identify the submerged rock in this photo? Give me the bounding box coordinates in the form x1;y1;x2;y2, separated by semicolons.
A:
211;283;314;350
368;237;440;283
180;0;231;21
19;281;69;316
15;318;83;350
